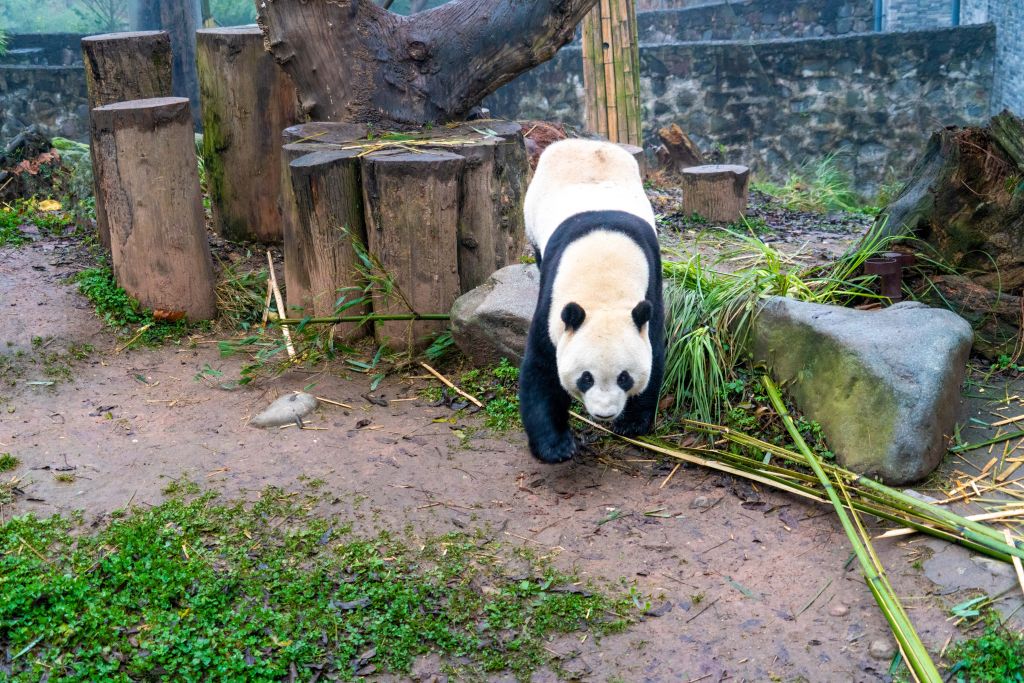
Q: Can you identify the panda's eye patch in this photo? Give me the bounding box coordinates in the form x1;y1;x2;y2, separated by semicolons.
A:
617;371;634;391
576;371;594;393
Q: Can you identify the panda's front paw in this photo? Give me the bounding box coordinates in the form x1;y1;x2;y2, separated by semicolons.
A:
530;430;577;464
612;413;654;438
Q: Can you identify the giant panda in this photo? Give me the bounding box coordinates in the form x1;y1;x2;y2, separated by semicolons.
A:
519;138;664;464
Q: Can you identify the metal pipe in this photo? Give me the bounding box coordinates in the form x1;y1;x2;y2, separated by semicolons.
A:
874;0;884;32
952;0;961;26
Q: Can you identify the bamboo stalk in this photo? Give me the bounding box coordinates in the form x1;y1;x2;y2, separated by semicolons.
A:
270;313;450;325
266;251;296;359
763;377;941;683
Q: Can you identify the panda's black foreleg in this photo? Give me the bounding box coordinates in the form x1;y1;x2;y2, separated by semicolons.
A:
519;349;576;464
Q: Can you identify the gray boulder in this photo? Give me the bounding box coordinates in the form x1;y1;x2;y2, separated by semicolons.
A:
451;264;540;366
751;298;973;485
250;392;319;428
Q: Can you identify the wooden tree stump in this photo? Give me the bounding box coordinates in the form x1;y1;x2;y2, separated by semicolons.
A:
362;151;465;351
81;31;173;249
196;27;302;243
656;123;704;174
288;150;370;339
91;97;216;321
681;164;750;224
280;123;368;315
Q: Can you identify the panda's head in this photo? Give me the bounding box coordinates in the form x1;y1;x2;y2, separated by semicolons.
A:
556;300;653;422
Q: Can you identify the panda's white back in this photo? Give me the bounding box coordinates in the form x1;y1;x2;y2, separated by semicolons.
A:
524;139;655;257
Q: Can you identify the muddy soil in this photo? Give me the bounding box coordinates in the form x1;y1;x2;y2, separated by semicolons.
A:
1;224;1019;682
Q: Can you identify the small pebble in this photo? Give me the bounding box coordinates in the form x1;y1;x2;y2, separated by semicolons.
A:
829;603;850;617
690;495;710;509
869;638;895;660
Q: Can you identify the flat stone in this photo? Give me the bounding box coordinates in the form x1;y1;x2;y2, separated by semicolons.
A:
249;392;318;428
751;298;972;484
828;602;849;617
869;638;894;660
450;264;540;366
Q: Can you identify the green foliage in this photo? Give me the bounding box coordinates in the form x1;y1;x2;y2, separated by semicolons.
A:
0;486;632;681
458;359;521;432
0;0;121;33
0;27;7;54
0;453;20;471
75;265;194;345
661;228;898;423
209;0;256;26
0;204;29;246
752;154;872;215
947;620;1024;683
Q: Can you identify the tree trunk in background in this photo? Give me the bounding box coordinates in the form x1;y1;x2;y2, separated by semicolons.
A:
582;0;642;145
131;0;202;125
91;97;216;321
81;30;174;249
255;0;600;127
196;27;302;243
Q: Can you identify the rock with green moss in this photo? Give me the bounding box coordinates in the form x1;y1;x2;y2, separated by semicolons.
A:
451;264;539;366
752;298;972;484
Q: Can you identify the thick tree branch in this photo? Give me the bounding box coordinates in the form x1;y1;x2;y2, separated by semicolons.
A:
255;0;599;127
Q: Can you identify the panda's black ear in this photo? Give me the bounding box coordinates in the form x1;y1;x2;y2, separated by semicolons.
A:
561;302;586;332
632;300;653;330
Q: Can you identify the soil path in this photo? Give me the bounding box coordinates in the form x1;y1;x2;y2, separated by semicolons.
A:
0;236;1007;682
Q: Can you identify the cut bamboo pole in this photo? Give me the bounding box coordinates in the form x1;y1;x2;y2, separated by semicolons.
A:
581;0;642;146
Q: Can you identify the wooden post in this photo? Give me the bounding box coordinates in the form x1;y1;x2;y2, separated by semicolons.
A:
680;164;751;224
129;0;203;125
361;151;465;352
91;97;216;321
81;30;173;249
454;121;529;293
280;123;368;315
582;0;643;146
288;149;370;338
196;27;302;243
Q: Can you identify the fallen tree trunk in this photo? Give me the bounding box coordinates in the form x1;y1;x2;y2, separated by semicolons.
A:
878;110;1024;292
255;0;600;127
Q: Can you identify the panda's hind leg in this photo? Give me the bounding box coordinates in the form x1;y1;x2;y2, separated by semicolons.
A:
519;349;576;463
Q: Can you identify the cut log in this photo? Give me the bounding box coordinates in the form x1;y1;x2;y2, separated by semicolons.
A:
361;151;465;351
282;122;370;146
91;97;216;321
129;0;202;125
196;27;302;243
81;31;173;250
878;110;1024;291
288;149;371;339
656;123;704;174
680;164;750;224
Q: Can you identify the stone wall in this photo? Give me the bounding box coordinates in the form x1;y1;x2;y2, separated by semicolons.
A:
486;25;995;198
883;0;952;32
639;0;874;43
1;34;89;142
961;0;1024;115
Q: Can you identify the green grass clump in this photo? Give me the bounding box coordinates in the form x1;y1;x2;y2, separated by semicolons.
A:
0;205;30;246
0;453;20;471
75;265;196;345
434;359;521;432
0;486;632;681
752;153;871;215
947;620;1024;682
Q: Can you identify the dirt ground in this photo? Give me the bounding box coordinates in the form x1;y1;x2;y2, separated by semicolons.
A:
2;228;1022;682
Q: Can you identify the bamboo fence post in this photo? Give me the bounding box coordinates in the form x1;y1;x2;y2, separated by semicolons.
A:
581;0;643;147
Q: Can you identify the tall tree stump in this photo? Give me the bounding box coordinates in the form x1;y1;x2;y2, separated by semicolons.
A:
91;97;216;321
362;151;465;351
681;164;750;224
280;123;368;315
130;0;202;126
196;27;302;243
81;31;173;249
288;150;370;339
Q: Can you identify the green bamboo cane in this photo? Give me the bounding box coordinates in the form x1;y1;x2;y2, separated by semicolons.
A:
763;376;941;683
271;313;450;325
682;418;1024;560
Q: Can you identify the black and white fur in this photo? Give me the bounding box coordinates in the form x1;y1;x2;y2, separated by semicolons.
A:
519;139;664;464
